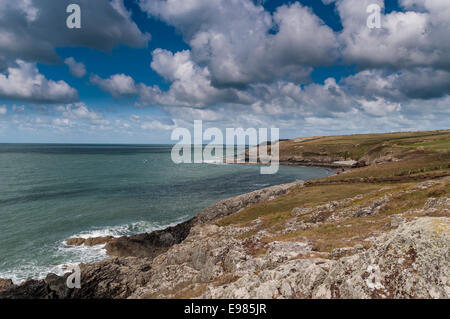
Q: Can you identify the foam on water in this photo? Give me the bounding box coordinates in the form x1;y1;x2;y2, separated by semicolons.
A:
68;216;190;240
2;216;190;284
0;244;107;284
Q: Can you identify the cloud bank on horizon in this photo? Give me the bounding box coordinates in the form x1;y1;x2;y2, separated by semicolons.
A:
0;0;449;143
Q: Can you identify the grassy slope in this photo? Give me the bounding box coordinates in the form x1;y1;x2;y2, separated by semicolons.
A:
278;129;450;163
215;130;450;254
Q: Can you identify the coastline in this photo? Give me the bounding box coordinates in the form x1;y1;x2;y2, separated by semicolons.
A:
0;181;305;298
0;130;449;299
1;173;448;299
0;149;330;285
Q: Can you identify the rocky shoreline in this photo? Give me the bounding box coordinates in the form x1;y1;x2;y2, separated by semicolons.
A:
67;182;299;259
0;182;301;298
0;176;448;299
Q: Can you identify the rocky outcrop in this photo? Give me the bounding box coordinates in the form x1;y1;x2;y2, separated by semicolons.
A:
313;218;449;298
1;179;448;299
0;182;303;299
0;274;71;299
66;236;114;246
105;219;194;258
127;177;449;299
199;218;449;299
0;258;154;299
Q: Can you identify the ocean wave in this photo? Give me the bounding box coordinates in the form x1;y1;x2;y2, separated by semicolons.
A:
2;216;190;284
67;216;190;241
0;245;106;284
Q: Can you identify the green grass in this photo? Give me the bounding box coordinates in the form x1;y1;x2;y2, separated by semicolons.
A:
278;129;450;161
410;139;450;151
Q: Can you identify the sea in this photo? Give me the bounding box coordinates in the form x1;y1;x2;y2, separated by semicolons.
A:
0;144;332;283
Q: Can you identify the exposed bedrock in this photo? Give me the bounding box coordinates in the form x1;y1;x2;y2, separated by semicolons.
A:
1;182;448;299
0;182;301;299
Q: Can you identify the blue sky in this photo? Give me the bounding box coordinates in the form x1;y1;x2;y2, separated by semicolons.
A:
0;0;449;143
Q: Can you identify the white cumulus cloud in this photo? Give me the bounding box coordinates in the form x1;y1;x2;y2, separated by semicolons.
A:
0;60;78;103
90;73;138;97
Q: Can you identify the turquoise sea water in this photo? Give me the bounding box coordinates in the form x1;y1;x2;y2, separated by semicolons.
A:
0;144;332;283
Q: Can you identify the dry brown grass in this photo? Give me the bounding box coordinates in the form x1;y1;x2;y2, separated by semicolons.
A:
266;217;389;253
279;129;450;161
216;183;385;227
322;153;450;181
262;180;449;253
215;130;450;255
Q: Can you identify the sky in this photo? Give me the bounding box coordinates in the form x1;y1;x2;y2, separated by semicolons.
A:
0;0;449;144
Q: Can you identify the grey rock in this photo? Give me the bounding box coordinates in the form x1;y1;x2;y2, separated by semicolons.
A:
314;217;449;299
